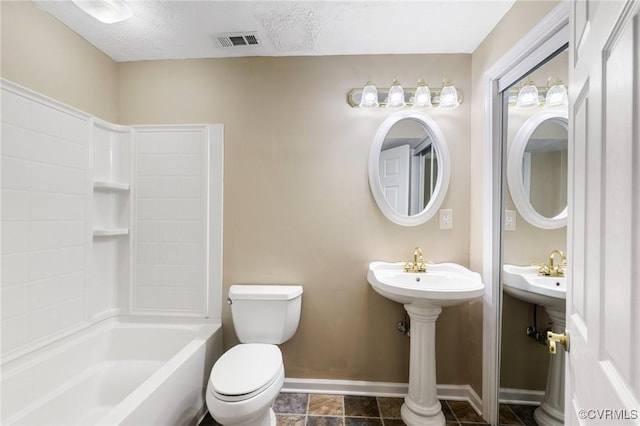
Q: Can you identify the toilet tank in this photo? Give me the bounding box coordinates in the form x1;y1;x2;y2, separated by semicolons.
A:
229;285;303;344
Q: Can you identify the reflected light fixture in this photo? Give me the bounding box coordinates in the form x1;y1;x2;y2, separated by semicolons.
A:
544;77;568;108
359;77;379;109
385;77;406;108
412;78;432;108
438;79;459;109
72;0;133;24
516;78;539;108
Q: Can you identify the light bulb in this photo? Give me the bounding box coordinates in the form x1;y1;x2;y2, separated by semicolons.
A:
438;80;459;109
516;80;539;108
385;77;406;108
359;77;379;109
544;81;568;108
412;78;432;108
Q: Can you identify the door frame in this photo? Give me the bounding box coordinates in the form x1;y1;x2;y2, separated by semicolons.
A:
481;2;570;424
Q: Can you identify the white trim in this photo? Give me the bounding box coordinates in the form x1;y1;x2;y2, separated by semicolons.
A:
499;387;545;406
281;379;482;416
480;2;570;424
282;378;408;397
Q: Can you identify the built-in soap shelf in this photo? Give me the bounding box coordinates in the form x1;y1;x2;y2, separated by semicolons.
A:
93;181;130;192
93;228;129;237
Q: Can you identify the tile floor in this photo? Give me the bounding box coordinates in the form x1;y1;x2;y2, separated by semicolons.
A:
199;393;539;426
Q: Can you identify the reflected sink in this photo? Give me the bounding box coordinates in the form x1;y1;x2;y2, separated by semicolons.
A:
502;264;566;311
367;261;484;307
502;265;567;426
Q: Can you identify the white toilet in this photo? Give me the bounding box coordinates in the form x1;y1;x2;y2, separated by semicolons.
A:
206;285;303;426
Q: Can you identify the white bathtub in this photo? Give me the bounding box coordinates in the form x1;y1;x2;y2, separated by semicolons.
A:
0;316;222;425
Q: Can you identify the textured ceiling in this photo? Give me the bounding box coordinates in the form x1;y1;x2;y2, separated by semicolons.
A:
34;1;517;62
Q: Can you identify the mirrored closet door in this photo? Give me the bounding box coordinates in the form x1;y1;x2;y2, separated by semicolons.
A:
498;46;569;426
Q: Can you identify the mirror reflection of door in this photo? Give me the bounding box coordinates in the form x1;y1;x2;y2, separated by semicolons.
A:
379;145;410;215
379;118;439;216
499;48;569;424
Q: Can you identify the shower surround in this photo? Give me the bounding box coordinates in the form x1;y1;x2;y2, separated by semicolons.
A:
0;79;223;424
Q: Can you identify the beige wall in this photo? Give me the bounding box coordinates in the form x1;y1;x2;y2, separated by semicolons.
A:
0;1;118;122
469;0;562;395
117;55;473;383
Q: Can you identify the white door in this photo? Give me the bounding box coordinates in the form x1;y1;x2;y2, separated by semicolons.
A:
567;1;640;424
379;144;410;215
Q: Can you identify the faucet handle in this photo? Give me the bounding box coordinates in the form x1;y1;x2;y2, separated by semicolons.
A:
538;264;551;276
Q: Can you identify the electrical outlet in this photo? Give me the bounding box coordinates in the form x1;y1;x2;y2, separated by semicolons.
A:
505;209;516;231
439;209;453;229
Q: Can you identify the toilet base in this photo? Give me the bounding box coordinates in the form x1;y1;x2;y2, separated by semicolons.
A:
241;407;274;426
210;407;275;426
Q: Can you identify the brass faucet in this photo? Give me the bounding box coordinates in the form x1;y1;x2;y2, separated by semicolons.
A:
538;249;567;277
404;247;427;273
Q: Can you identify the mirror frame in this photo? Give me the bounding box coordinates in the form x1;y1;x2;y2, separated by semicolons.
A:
507;110;568;229
368;111;451;226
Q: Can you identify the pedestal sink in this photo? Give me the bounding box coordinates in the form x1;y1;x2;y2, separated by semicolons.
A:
367;261;484;426
502;265;566;426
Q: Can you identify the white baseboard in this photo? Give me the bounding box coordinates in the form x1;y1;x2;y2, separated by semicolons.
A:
282;378;408;398
282;378;483;416
499;387;544;405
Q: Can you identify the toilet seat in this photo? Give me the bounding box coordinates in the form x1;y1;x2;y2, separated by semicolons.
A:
210;343;283;402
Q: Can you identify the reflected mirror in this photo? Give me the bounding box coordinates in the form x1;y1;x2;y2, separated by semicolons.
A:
368;112;450;226
507;111;568;229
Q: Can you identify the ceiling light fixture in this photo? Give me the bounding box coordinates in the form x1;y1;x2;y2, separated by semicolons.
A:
72;0;133;24
348;77;462;110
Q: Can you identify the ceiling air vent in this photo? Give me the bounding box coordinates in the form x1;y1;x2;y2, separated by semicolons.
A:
215;32;260;48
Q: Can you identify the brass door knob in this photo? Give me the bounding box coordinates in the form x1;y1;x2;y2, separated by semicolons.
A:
547;330;569;354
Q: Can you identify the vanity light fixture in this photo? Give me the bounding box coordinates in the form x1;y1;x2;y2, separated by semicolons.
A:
544;77;568;108
348;77;462;110
412;78;432;108
385;77;406;109
72;0;133;24
437;79;460;109
359;77;380;109
516;78;540;108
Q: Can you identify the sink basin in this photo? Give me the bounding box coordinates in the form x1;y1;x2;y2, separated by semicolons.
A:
502;264;566;311
368;261;484;307
367;260;484;425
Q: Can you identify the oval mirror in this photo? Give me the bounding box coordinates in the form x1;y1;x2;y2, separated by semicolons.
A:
507;111;568;229
368;111;450;226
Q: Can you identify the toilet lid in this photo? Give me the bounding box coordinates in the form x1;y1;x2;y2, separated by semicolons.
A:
210;344;283;399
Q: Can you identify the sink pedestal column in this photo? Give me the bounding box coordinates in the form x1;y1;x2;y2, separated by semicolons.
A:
534;308;565;426
401;304;446;426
